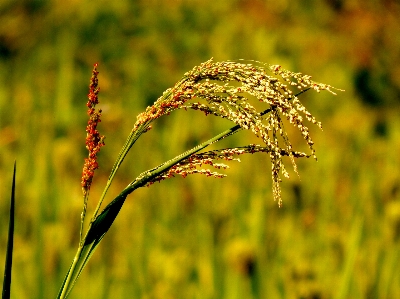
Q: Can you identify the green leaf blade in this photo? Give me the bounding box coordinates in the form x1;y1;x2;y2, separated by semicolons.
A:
2;161;16;299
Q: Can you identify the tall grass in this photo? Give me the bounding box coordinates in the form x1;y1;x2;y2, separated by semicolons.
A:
50;59;341;298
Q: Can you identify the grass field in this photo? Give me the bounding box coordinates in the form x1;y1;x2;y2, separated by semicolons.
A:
1;1;400;298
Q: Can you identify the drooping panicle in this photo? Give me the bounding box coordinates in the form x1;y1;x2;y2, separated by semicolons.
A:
129;58;341;205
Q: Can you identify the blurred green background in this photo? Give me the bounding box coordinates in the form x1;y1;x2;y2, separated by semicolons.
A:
1;0;400;298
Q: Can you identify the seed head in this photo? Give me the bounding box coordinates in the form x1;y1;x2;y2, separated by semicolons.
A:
133;59;341;205
81;63;105;195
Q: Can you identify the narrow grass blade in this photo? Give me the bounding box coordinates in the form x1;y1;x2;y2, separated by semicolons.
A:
2;161;16;299
56;193;128;299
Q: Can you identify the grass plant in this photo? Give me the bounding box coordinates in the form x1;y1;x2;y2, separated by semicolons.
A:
3;59;340;298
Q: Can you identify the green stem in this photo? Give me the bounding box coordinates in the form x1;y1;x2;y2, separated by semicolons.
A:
90;79;186;221
92;120;244;241
57;246;83;299
90;121;151;221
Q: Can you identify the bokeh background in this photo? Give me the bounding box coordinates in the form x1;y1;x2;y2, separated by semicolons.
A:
1;0;400;298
